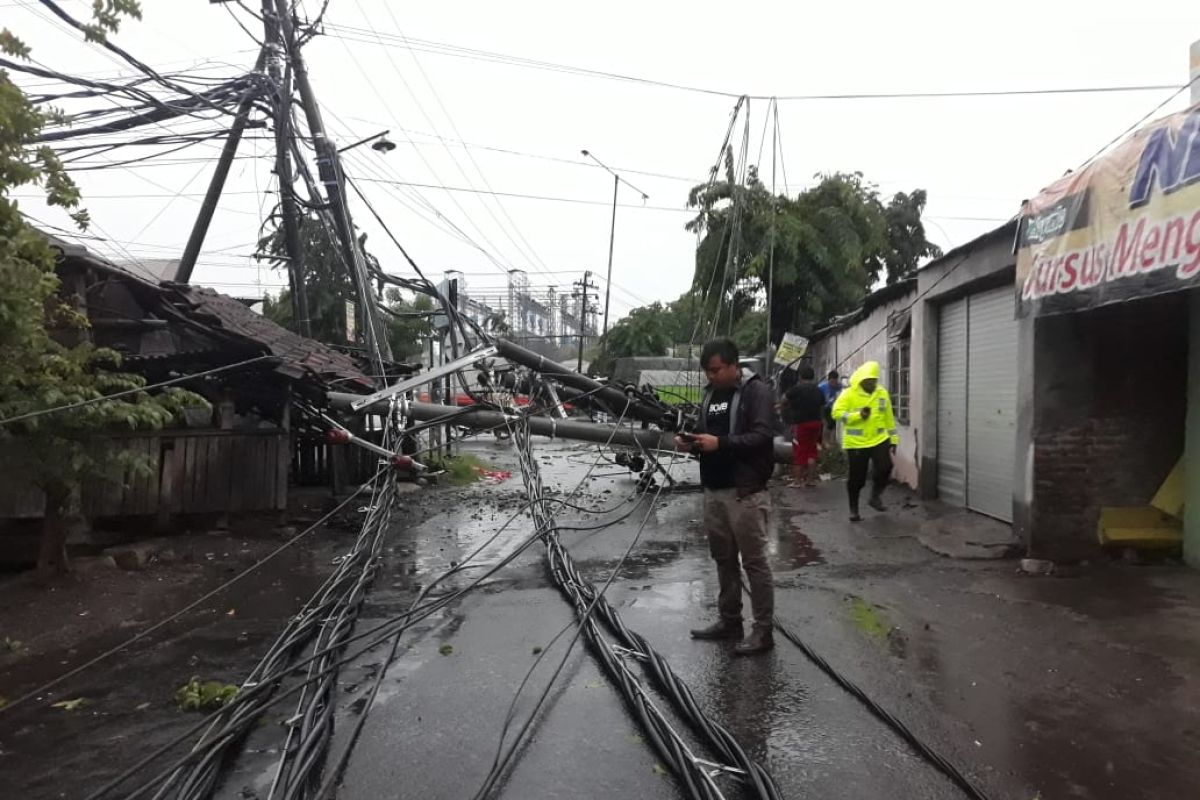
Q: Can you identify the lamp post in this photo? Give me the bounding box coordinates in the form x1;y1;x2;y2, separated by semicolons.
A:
338;129;396;153
580;150;648;348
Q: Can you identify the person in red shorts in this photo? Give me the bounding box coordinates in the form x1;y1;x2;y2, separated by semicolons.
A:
782;365;824;487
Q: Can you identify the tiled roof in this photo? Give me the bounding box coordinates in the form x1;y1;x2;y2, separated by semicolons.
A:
38;228;379;391
170;286;372;389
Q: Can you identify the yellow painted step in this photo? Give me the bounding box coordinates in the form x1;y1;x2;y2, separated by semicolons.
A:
1098;506;1183;549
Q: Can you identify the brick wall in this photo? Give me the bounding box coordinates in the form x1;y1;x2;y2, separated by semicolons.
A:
1031;293;1188;559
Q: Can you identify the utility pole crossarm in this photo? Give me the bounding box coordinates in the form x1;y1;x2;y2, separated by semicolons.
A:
349;344;499;411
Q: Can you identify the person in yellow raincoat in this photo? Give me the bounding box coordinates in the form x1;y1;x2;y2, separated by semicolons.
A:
830;361;898;521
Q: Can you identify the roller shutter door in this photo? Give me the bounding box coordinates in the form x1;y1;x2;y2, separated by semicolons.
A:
936;298;968;507
935;287;1018;522
965;286;1017;521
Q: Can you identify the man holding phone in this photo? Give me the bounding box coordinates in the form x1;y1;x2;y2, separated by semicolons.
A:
675;338;776;656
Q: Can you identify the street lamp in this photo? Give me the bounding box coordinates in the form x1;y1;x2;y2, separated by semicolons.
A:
580;149;648;347
338;129;395;154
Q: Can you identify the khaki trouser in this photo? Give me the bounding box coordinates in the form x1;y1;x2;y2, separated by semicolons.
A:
703;488;774;630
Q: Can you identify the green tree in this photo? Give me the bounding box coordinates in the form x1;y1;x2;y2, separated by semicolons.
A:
661;291;703;346
0;2;208;580
731;310;766;355
686;156;940;346
259;212;354;343
596;302;673;368
383;289;432;364
879;189;942;284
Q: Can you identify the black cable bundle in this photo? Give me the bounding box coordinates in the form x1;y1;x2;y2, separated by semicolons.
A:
504;424;783;800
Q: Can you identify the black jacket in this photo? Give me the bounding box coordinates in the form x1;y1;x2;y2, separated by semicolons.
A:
698;371;775;490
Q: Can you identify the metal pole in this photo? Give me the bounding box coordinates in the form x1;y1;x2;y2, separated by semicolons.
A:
328;395;795;465
765;100;777;377
428;336;439;456
577;271;589;373
601;173;618;343
263;2;311;337
441;330;451;457
275;0;389;370
493;336;665;425
175;50;266;284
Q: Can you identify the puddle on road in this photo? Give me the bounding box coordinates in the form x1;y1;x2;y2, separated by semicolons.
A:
619;577;704;613
767;514;826;568
394;497;538;579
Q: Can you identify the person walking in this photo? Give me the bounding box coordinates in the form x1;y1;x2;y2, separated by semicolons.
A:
781;365;824;487
830;361;898;522
817;370;842;447
675;338;776;655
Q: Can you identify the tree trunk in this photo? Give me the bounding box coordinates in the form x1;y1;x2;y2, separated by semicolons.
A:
37;483;75;582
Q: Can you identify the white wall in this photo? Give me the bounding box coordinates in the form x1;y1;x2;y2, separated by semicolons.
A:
807;290;920;488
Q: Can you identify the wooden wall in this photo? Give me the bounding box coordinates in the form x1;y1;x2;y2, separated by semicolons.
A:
0;430;289;520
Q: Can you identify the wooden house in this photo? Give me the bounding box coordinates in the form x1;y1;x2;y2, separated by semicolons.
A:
0;234;393;526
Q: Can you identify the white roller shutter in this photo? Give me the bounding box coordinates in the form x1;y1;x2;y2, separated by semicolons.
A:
965;287;1017;521
936;299;968;507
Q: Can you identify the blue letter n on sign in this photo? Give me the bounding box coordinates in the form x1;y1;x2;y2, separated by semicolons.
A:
1129;110;1200;208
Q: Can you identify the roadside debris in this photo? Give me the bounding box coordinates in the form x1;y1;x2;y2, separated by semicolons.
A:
176;678;238;712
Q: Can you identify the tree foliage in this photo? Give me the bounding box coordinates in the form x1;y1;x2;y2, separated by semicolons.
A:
0;3;209;579
599;303;673;361
592;291;707;373
383;289;432;365
259;212;354;343
261;214;437;365
685;152;941;347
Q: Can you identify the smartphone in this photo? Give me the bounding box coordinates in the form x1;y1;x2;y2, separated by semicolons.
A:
678;433;698;443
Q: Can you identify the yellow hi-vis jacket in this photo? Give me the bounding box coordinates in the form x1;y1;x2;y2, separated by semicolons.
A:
830;361;899;450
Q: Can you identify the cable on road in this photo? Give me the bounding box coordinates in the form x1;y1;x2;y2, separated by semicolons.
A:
757;581;993;800
470;410;667;799
490;416;783;800
96;385;639;798
0;473;381;719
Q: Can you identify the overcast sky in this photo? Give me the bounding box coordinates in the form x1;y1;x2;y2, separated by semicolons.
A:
9;0;1200;321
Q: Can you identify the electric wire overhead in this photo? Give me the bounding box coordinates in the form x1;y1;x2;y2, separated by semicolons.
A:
320;23;1183;102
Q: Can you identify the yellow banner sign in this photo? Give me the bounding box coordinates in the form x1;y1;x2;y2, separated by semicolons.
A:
775;332;808;365
1017;102;1200;316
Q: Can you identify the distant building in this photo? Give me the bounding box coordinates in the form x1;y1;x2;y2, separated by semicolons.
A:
442;269;589;347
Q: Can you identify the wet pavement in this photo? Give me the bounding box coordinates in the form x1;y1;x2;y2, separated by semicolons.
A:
213;438;1200;800
6;437;1200;800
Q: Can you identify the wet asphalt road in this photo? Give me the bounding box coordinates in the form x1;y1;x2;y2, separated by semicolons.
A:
215;437;1200;800
9;437;1197;800
222;439;983;800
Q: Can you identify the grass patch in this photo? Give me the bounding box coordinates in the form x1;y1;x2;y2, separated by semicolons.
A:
847;596;890;639
428;453;489;485
176;678;238;712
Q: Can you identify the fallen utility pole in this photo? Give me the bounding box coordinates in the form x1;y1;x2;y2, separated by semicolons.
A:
492;338;667;426
328;395;793;464
347;337;669;425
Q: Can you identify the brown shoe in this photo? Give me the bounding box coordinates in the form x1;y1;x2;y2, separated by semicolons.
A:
733;627;774;656
689;620;744;640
